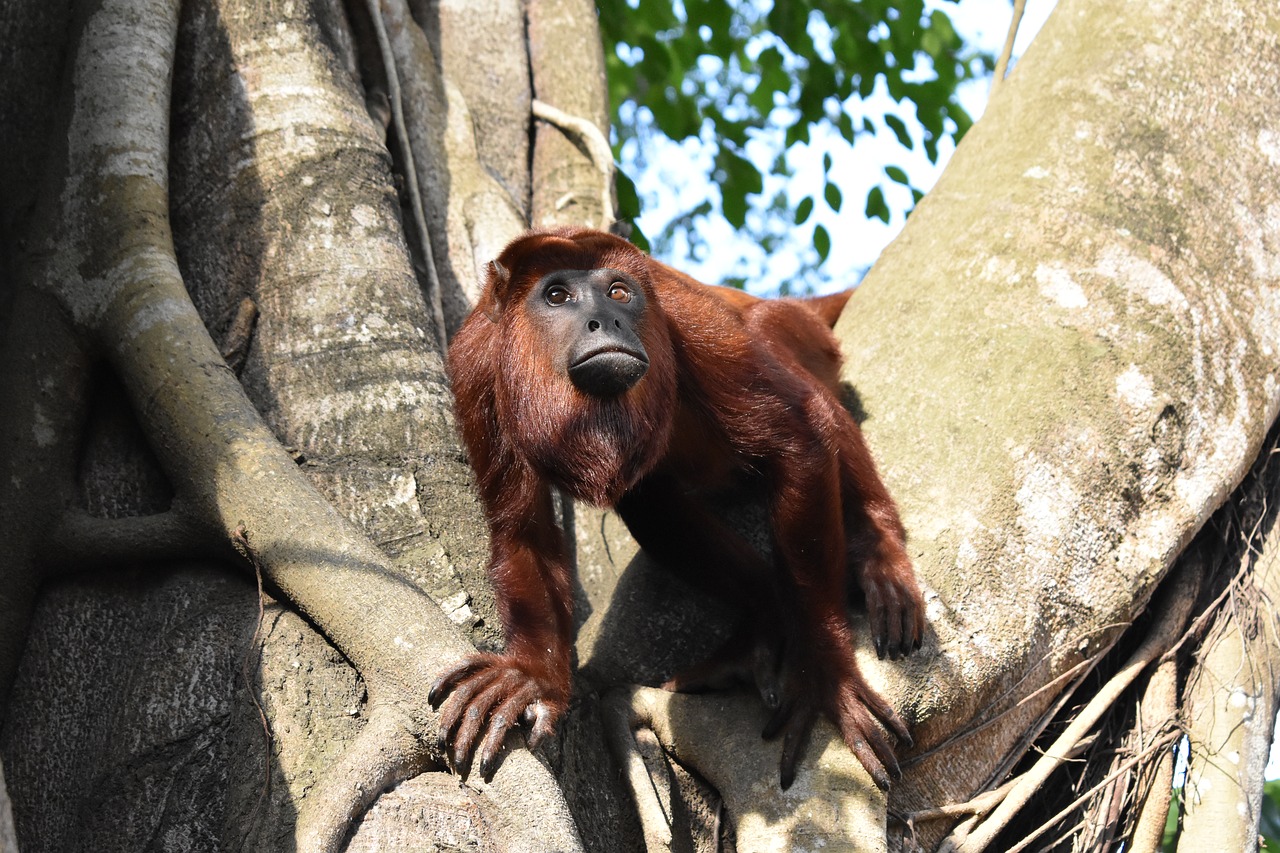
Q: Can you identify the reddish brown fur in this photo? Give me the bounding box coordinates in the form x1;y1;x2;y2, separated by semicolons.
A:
434;227;924;789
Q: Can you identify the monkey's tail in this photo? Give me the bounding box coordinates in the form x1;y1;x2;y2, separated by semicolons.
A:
802;290;853;328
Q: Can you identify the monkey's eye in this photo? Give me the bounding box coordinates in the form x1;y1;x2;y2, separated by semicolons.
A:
608;283;632;303
545;285;572;306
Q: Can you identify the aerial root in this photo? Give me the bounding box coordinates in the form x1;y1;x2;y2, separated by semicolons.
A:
295;705;431;853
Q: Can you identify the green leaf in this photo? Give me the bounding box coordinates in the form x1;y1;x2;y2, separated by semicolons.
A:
634;0;679;33
813;224;831;262
717;149;762;229
824;182;842;212
822;152;833;173
924;132;940;163
767;2;806;50
928;9;959;48
685;0;732;34
795;196;814;225
757;46;790;101
724;150;763;195
722;188;748;229
836;111;855;143
649;90;701;141
614;167;642;222
865;186;890;223
1163;787;1182;851
600;0;993;287
628;222;651;253
636;34;673;84
883;113;913;148
784;120;810;148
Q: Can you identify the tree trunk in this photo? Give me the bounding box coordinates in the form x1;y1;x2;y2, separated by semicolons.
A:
840;0;1280;848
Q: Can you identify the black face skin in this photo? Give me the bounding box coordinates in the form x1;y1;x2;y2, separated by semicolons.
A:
526;268;650;396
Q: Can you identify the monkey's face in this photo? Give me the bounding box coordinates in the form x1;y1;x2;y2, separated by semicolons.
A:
524;267;650;397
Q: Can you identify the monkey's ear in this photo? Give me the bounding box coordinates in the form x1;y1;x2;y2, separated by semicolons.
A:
480;259;511;323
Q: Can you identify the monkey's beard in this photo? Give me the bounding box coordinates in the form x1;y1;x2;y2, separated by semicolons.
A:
500;364;678;508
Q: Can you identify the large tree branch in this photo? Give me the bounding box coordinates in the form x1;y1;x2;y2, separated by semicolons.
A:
819;0;1280;846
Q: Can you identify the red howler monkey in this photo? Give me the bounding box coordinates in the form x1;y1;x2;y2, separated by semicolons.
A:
432;226;924;789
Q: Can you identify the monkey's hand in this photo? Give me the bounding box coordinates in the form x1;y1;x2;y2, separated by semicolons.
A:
857;548;926;661
764;644;912;791
428;653;570;780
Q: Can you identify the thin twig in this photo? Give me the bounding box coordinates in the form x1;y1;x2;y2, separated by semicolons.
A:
1002;731;1180;853
231;525;275;843
531;98;615;228
941;557;1202;853
991;0;1028;97
902;775;1023;824
365;0;447;348
905;621;1127;774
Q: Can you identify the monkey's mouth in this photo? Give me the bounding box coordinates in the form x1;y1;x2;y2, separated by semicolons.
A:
569;347;650;396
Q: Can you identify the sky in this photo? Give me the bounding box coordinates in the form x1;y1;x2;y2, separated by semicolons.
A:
627;0;1060;294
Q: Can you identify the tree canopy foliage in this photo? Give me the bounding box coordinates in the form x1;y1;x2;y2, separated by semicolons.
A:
599;0;992;290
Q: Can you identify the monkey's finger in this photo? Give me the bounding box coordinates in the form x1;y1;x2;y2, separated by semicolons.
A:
900;602;920;657
847;730;894;790
477;682;541;780
777;704;817;790
845;699;903;785
436;666;503;752
882;585;904;660
429;656;489;706
868;593;888;660
752;637;783;711
761;693;797;741
451;676;516;773
526;700;558;749
869;733;902;784
858;686;912;748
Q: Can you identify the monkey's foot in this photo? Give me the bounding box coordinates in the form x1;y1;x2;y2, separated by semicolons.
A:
662;626;914;789
660;627;787;713
428;653;568;780
858;552;926;660
763;661;912;790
